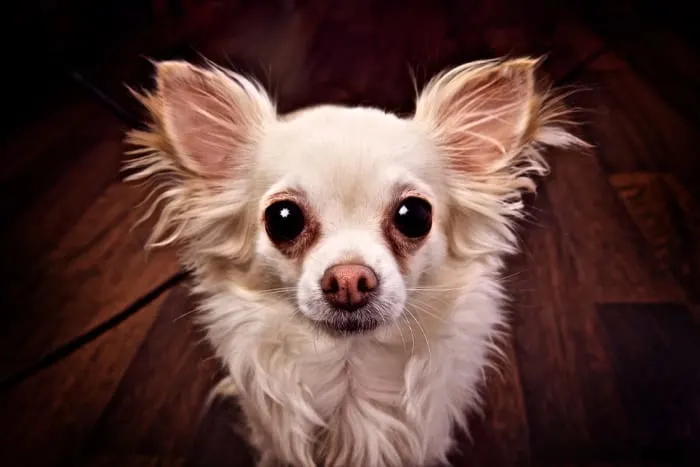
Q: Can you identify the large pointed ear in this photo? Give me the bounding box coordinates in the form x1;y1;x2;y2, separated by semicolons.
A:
414;57;582;185
126;60;275;180
123;61;275;259
413;58;586;257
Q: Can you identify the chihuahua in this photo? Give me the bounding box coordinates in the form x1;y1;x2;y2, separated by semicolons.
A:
125;57;582;467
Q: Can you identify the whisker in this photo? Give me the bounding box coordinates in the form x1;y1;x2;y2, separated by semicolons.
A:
173;305;201;322
409;291;454;312
401;314;416;355
247;287;298;298
406;285;467;292
405;309;431;367
407;301;448;324
379;302;407;353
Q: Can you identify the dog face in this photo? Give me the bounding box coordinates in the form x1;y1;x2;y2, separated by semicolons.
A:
254;105;447;334
126;59;581;336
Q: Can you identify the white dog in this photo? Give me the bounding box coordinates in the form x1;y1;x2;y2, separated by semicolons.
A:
125;57;582;467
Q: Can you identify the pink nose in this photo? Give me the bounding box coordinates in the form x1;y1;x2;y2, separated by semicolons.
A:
320;264;379;311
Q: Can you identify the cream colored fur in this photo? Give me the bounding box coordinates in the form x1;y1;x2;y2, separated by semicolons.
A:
125;57;584;467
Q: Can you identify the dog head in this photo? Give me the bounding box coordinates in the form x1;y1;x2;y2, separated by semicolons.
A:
126;58;582;336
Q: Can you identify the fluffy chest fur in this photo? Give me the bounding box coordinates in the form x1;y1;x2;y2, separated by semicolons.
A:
199;261;506;467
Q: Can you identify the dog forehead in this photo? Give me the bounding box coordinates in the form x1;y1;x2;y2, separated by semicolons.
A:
259;106;430;177
255;106;438;217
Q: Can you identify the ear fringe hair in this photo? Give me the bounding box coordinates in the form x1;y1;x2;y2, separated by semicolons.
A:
122;68;270;275
416;57;589;260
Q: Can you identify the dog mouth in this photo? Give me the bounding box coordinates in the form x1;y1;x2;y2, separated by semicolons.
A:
317;312;381;335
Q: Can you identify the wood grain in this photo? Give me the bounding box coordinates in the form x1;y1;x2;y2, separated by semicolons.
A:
505;47;697;462
0;290;166;467
566;50;699;303
610;173;700;304
543;128;685;303
0;177;179;383
508;37;697;465
81;285;219;463
510;192;598;462
574;52;698;194
0;96;103;186
0;107;124;232
510;184;668;463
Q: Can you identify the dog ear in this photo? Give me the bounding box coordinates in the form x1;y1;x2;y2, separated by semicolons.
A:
414;58;585;257
128;60;275;180
414;57;580;178
124;61;275;263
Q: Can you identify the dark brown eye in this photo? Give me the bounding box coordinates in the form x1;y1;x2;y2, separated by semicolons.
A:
264;200;305;243
394;197;432;238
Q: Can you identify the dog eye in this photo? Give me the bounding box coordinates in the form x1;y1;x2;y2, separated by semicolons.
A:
264;200;305;243
394;197;432;238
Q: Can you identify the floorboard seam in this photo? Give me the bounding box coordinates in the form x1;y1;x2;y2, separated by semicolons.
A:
0;270;189;392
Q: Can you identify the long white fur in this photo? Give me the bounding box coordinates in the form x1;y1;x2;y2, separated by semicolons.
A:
125;57;585;467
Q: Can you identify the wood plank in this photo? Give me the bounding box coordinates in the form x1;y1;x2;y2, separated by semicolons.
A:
571;52;699;196
545;14;700;304
0;290;166;467
596;303;700;465
187;0;463;114
0;95;103;185
565;51;699;303
512;185;678;464
610;173;700;304
0;107;124;232
614;28;700;130
81;285;219;462
0;107;126;252
511;191;614;463
542;77;687;303
450;337;531;466
510;38;694;464
0;175;179;382
543;151;685;303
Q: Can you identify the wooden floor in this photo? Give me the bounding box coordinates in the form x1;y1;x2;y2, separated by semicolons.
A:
1;1;699;466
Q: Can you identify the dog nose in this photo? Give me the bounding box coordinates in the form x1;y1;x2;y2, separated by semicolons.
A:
320;264;378;311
